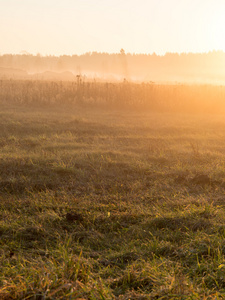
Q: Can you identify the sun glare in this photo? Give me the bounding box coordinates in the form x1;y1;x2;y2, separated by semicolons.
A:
210;8;225;52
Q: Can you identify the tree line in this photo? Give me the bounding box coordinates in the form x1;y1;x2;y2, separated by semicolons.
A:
0;51;225;84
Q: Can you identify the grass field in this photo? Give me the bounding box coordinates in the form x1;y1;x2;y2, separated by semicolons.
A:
1;99;225;299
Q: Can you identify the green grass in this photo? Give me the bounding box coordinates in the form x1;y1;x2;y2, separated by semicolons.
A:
1;103;225;299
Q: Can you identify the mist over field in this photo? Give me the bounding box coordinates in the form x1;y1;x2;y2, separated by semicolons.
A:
1;50;225;84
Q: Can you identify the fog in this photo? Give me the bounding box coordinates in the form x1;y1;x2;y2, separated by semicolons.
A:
1;50;225;84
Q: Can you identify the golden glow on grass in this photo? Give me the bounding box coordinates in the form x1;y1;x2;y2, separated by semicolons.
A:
2;98;225;298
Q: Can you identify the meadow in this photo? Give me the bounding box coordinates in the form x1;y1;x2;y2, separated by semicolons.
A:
1;80;225;299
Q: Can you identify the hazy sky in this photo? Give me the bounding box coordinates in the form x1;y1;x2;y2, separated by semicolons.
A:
1;0;225;56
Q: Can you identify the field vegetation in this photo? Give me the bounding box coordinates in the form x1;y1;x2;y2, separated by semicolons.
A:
1;79;225;113
1;80;225;299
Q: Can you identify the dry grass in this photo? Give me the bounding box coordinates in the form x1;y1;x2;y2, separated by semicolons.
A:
1;86;225;298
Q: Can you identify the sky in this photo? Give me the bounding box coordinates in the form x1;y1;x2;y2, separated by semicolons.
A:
0;0;225;56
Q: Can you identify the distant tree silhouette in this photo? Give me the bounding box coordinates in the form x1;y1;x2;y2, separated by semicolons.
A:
0;51;225;83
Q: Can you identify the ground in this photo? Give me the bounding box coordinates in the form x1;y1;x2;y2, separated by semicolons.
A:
1;103;225;299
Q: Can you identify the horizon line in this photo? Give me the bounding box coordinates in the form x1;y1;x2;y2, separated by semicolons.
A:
1;49;225;57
